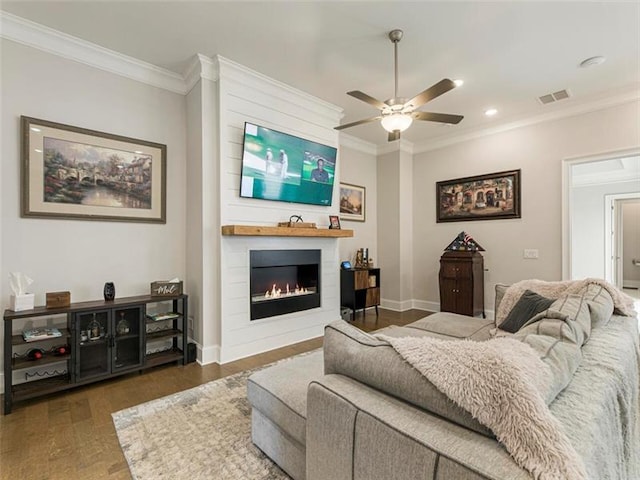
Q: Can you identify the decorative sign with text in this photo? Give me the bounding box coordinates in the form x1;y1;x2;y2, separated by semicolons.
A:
150;281;183;297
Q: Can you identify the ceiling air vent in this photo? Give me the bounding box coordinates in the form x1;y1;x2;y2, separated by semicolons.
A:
537;89;571;105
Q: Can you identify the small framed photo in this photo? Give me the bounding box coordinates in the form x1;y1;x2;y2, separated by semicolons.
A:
339;183;365;222
329;215;341;229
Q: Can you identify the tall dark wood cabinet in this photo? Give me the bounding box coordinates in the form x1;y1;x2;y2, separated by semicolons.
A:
439;251;485;317
341;268;380;319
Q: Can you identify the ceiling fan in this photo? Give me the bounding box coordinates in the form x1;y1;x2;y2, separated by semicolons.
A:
335;29;464;142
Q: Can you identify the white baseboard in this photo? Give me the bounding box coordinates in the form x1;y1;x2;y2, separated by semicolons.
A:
198;344;220;365
411;300;440;312
380;298;414;312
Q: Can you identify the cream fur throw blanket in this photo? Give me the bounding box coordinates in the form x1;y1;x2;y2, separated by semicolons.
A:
381;334;587;480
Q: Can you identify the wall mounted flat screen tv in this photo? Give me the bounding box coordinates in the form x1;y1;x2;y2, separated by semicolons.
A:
239;122;337;206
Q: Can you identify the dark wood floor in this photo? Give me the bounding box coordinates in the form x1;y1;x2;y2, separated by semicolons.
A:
0;308;429;480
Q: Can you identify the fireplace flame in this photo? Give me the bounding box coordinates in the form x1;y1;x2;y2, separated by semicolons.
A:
264;282;309;299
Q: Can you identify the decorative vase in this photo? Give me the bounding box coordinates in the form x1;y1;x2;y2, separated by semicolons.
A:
103;282;115;301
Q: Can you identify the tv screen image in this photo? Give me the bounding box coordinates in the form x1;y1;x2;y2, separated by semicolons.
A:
239;122;337;206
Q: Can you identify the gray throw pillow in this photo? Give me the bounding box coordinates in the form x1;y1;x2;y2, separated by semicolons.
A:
499;289;555;333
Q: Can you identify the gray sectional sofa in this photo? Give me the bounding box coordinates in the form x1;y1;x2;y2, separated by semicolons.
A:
247;286;639;480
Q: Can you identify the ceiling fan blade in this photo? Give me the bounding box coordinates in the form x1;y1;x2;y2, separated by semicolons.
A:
334;116;382;130
406;79;456;109
347;91;387;110
413;111;464;125
388;130;401;142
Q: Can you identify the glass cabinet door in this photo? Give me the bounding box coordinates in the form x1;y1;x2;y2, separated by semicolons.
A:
75;310;110;380
112;307;143;371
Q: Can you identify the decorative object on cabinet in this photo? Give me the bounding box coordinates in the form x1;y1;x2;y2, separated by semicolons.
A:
103;282;116;301
340;268;380;319
444;231;485;252
8;272;35;312
150;280;183;297
3;294;187;414
21;116;167;223
46;291;71;309
354;248;370;268
439;251;485;318
436;169;521;222
339;183;365;222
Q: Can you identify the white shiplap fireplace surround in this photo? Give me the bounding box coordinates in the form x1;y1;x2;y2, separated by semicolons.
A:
186;55;344;365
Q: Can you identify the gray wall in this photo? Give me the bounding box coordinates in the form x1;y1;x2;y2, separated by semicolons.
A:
1;39;187;375
338;145;378;265
410;100;640;313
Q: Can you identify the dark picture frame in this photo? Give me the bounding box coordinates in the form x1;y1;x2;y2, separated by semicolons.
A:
21;116;167;223
339;183;365;222
329;215;341;229
436;169;521;222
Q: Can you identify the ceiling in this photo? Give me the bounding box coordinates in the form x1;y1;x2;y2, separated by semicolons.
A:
2;1;639;147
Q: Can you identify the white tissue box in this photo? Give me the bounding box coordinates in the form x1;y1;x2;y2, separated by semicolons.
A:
10;293;35;312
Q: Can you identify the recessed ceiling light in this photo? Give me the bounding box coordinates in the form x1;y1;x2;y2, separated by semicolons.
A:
134;150;144;154
34;149;42;153
453;79;464;87
485;108;498;116
579;56;606;68
30;127;41;132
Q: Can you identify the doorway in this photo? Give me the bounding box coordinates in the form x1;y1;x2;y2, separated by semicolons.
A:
605;194;640;288
563;151;640;283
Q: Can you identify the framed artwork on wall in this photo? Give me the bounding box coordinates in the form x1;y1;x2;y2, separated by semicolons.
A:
21;116;167;223
339;183;366;222
436;169;521;222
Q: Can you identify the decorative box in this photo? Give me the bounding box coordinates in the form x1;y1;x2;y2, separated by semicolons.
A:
46;291;71;309
150;281;183;297
9;293;35;312
277;221;317;228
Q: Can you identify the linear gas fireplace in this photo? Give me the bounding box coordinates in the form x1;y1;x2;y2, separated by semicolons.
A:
250;249;321;320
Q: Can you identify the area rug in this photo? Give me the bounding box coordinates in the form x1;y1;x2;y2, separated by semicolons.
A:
112;355;311;480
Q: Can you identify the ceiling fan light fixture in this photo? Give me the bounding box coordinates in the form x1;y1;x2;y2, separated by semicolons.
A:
381;113;413;132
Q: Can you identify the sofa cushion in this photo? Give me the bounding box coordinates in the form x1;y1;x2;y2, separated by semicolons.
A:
498;289;555;333
323;320;493;437
406;313;493;340
247;350;324;446
581;283;614;328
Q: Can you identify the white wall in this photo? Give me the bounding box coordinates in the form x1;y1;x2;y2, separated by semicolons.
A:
411;100;640;314
1;39;187;374
571;181;640;280
337;144;377;264
214;57;343;363
623;200;640;284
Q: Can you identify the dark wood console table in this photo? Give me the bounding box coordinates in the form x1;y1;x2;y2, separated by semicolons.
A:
3;294;188;414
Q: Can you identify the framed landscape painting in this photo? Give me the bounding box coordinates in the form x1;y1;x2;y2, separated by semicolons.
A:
339;183;365;222
436;169;521;222
21;116;166;223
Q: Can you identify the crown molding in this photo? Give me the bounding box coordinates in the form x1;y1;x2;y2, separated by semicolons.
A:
183;53;220;93
412;87;640;154
0;11;187;94
338;133;377;156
